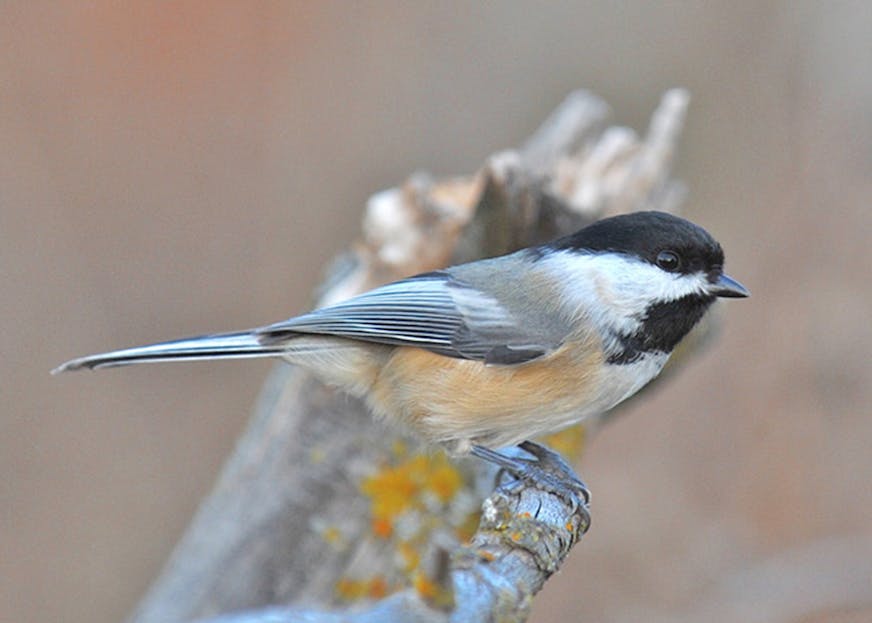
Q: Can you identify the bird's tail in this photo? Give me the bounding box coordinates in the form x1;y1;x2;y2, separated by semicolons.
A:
52;331;285;374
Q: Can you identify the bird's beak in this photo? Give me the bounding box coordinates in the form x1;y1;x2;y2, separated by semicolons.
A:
712;273;750;298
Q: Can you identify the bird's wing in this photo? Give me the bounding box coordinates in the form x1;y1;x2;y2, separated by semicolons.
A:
256;272;563;364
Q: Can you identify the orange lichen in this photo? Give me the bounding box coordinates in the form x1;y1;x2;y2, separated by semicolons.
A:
413;572;438;600
361;452;465;524
335;577;365;601
361;462;419;519
427;459;463;502
399;541;420;571
372;517;393;539
355;449;475;604
478;549;495;562
367;575;389;599
335;575;391;602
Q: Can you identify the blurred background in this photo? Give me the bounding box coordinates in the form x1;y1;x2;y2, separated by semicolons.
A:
2;3;870;622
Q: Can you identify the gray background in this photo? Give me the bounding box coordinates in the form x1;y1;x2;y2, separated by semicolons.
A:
2;3;870;622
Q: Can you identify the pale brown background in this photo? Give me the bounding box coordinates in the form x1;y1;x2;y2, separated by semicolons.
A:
2;3;870;623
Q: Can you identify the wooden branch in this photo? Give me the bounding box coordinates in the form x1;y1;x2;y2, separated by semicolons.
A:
126;89;692;623
193;447;591;623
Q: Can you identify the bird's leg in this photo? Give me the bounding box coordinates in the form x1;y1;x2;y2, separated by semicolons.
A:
471;440;590;510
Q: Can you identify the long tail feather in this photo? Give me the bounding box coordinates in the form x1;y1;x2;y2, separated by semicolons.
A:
52;331;285;374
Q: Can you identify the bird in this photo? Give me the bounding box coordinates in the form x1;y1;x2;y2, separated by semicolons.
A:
54;211;748;474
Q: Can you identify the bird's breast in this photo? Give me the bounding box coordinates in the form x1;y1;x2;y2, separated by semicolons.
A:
367;332;666;451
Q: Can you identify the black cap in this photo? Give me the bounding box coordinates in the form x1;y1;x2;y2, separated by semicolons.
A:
549;211;726;276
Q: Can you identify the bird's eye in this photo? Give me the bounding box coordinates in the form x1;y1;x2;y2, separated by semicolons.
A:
656;250;681;272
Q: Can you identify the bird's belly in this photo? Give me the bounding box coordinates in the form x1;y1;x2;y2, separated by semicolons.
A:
369;342;668;452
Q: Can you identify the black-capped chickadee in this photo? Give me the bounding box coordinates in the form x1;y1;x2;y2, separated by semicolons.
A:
54;211;748;459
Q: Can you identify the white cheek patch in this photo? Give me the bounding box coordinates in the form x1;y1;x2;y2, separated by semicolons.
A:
543;250;710;332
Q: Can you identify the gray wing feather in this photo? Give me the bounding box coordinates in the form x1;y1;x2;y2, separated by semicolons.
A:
256;272;559;364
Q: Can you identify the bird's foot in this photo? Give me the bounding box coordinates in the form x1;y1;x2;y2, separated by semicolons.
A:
471;440;590;511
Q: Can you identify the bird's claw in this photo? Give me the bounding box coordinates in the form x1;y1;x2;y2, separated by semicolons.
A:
471;440;591;510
